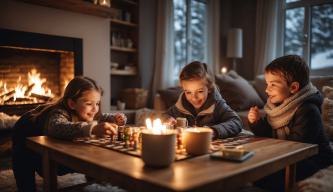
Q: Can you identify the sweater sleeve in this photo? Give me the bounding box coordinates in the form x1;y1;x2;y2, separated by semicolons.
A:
287;103;325;143
210;101;242;139
249;117;273;137
46;109;96;140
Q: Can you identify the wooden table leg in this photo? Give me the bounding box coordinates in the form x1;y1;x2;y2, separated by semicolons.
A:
285;164;296;192
42;150;57;192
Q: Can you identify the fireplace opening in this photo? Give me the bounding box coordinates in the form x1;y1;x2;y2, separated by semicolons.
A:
0;28;83;115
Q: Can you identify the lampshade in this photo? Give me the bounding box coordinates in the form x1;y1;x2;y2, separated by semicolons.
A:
227;28;243;58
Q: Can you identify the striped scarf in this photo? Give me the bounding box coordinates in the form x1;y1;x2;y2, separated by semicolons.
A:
264;83;318;139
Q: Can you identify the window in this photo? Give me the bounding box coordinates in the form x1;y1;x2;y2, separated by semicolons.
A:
283;0;333;71
173;0;208;78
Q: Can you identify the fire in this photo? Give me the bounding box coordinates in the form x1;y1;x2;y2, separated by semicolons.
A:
28;69;52;97
145;118;167;134
0;68;53;105
13;76;27;101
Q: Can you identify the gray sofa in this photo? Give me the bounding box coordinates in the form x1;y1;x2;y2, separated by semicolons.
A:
154;71;333;130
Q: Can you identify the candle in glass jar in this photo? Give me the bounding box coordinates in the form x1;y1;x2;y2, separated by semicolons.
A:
183;127;213;155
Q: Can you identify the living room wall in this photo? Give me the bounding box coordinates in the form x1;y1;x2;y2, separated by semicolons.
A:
0;0;111;112
220;0;257;80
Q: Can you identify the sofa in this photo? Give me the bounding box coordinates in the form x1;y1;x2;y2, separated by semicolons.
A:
154;71;333;132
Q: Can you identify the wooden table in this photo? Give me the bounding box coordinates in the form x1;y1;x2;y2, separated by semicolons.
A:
26;136;318;192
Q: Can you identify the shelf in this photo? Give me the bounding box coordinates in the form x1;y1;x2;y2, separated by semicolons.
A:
113;0;138;6
111;46;137;52
111;69;137;75
19;0;113;18
110;19;137;27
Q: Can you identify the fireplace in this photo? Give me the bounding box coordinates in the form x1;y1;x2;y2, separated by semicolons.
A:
0;28;83;115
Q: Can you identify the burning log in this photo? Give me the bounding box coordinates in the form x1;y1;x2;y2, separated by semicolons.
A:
31;93;52;102
0;90;15;98
4;96;35;104
24;84;35;95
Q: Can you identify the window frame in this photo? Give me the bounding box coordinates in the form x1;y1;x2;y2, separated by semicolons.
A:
281;0;333;75
173;0;208;79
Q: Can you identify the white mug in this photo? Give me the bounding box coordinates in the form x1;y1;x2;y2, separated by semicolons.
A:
117;101;126;110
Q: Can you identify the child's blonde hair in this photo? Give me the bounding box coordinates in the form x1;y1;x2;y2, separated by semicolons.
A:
179;61;216;91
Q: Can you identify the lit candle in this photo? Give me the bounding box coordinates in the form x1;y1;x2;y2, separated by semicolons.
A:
99;0;110;7
221;67;227;74
183;127;213;155
141;118;177;167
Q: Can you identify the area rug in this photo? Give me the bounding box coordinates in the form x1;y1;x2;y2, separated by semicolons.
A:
0;169;127;192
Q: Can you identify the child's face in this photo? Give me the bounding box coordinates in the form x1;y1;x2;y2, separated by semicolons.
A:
264;72;292;105
181;79;209;109
68;90;101;122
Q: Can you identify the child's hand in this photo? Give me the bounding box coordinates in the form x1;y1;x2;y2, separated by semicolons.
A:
164;117;177;126
114;113;127;126
92;122;118;137
248;106;260;124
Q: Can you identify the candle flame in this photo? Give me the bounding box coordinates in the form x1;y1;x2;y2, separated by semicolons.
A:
145;118;167;134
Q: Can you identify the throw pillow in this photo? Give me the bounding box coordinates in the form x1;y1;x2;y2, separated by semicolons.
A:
157;87;182;109
322;86;333;141
297;165;333;192
311;76;333;94
215;71;264;111
253;74;268;102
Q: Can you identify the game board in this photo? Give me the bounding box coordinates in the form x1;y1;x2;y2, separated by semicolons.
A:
74;133;257;161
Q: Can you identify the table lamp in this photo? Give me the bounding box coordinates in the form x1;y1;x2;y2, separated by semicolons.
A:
227;28;243;71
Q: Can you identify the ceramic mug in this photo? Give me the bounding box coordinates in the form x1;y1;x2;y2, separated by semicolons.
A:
176;117;188;128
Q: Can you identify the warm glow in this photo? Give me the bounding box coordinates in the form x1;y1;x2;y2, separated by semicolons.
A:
13;77;27;101
100;0;107;5
221;67;227;74
145;118;167;134
28;69;53;97
0;68;54;104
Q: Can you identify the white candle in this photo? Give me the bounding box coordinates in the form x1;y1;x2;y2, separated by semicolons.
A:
141;118;177;167
183;127;213;155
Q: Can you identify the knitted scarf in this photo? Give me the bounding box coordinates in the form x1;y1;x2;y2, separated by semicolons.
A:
264;83;318;139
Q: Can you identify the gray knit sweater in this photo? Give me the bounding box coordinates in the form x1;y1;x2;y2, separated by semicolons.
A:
45;107;120;140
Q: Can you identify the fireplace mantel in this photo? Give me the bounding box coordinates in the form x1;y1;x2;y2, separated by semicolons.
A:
18;0;114;18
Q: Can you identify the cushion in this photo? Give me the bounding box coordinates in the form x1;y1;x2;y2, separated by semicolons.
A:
297;165;333;192
311;76;333;94
215;71;264;111
322;86;333;141
157;87;182;109
253;74;268;102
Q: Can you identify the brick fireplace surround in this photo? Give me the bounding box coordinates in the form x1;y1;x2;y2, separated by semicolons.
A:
0;28;83;115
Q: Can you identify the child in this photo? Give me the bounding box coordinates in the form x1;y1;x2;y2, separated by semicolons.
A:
166;61;242;139
248;55;333;191
12;76;127;192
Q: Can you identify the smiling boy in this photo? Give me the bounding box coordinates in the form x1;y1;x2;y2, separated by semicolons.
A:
248;55;333;191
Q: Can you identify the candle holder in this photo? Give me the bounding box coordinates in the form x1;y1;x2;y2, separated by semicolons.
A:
141;129;177;168
184;127;213;155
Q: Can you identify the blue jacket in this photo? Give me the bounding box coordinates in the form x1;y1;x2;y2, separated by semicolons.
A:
166;88;243;139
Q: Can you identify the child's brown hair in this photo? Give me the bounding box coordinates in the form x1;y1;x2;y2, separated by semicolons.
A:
265;55;309;89
33;76;103;120
179;61;216;91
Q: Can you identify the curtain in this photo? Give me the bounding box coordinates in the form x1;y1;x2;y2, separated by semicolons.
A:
254;0;280;76
207;0;221;74
152;0;174;97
